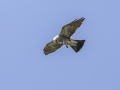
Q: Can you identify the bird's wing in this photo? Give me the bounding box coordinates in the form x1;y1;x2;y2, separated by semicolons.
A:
43;41;63;55
59;17;85;38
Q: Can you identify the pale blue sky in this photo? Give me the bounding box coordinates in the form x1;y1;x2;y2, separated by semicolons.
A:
0;0;120;90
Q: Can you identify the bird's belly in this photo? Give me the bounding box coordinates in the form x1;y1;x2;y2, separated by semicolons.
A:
58;37;70;45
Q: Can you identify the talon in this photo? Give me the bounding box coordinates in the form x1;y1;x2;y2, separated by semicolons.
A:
66;45;68;48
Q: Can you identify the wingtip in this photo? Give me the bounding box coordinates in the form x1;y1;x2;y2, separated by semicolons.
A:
79;17;85;21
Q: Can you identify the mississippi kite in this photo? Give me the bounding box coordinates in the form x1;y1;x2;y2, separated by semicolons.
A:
43;17;85;55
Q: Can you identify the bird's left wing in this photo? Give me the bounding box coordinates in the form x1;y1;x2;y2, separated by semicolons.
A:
43;41;63;55
59;17;85;38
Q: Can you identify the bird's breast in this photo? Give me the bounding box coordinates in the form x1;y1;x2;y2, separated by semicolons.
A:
58;36;70;43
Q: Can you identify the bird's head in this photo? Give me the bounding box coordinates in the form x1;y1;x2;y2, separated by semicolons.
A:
53;35;59;40
53;35;59;43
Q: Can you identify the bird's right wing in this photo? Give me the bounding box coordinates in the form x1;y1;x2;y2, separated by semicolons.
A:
59;17;85;38
43;41;63;55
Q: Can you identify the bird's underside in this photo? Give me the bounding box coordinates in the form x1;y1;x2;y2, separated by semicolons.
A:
43;17;85;55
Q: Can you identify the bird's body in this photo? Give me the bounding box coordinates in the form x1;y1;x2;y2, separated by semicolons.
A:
43;17;86;55
53;35;69;44
53;35;80;47
53;35;70;46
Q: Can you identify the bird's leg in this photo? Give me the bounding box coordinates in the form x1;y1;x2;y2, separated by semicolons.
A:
66;45;68;48
63;40;68;48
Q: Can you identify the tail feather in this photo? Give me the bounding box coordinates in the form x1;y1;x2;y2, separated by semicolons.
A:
70;40;85;52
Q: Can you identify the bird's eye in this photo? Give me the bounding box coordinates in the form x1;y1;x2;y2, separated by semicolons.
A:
56;40;58;43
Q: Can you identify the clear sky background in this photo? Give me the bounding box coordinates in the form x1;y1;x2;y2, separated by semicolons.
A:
0;0;120;90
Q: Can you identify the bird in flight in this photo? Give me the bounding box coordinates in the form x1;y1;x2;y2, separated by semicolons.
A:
43;17;85;55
